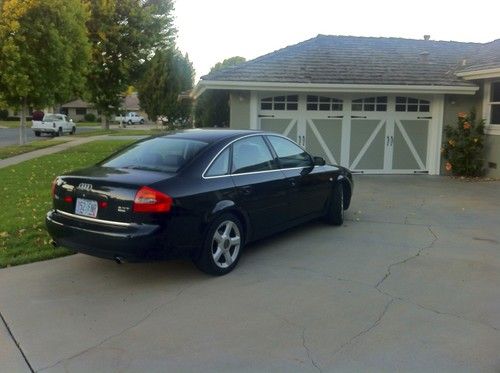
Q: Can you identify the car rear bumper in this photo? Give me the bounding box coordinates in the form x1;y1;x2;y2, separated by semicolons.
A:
46;209;165;261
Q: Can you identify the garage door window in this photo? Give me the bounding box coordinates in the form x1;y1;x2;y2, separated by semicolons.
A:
395;97;430;112
306;95;343;111
261;95;298;111
352;96;387;111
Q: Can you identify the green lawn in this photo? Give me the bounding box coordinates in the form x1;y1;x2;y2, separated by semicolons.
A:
0;120;26;129
0;140;134;268
0;139;69;160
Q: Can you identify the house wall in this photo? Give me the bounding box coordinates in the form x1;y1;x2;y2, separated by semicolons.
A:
229;92;251;129
66;108;99;122
484;135;500;178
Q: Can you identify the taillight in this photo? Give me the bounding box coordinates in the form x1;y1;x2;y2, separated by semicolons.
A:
133;186;172;213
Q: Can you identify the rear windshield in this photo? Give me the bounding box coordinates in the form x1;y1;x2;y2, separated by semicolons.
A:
101;137;208;173
43;114;61;121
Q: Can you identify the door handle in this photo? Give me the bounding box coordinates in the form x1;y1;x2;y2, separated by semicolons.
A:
387;136;390;146
290;178;297;187
239;186;253;195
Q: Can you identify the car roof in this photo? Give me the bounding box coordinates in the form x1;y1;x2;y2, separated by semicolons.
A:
159;129;264;144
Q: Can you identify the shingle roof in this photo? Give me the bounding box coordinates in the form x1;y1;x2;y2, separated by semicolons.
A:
459;39;500;72
202;35;496;87
61;99;93;108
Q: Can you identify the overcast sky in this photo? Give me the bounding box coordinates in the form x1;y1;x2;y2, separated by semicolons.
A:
174;0;499;81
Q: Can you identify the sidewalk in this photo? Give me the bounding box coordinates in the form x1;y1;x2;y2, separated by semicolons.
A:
0;135;146;169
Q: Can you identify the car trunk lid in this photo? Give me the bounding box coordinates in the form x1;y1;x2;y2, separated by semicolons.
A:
53;166;174;223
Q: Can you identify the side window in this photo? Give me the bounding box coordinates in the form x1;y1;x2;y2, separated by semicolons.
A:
267;136;312;168
206;148;230;177
232;136;275;174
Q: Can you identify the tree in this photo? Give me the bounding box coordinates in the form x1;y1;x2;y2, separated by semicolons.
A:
0;0;90;144
137;49;194;125
84;0;176;129
194;56;245;127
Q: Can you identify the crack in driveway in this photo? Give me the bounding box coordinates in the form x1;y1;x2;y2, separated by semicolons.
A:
269;311;322;372
375;226;438;289
330;298;394;358
0;309;35;372
37;285;191;372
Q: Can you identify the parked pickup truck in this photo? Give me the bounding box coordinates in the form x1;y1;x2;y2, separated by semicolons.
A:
32;114;76;136
114;112;145;125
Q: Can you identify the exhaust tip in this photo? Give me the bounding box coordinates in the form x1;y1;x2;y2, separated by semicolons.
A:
114;256;124;264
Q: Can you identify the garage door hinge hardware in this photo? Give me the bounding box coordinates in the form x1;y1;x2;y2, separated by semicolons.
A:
351;115;367;119
328;115;343;118
414;171;429;174
417;116;432;119
258;114;275;118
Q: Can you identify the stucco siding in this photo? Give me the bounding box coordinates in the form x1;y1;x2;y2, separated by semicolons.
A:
485;135;500;178
229;92;250;129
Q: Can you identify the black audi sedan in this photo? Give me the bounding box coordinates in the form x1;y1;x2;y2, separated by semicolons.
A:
46;129;353;275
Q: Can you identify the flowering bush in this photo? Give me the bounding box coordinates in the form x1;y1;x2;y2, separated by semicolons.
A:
442;110;485;177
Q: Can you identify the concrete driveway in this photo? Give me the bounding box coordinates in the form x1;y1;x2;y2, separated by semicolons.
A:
0;176;499;372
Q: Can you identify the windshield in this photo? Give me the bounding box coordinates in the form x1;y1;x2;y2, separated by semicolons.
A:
43;114;61;121
101;137;208;173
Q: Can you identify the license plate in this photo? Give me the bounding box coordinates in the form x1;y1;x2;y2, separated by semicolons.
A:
75;198;98;218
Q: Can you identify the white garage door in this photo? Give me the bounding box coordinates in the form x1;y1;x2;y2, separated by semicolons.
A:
258;93;435;174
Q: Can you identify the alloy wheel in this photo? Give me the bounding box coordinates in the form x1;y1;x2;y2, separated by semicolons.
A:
211;220;241;269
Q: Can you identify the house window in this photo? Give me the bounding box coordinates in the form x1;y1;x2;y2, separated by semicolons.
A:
490;82;500;125
260;95;298;111
395;97;430;112
352;96;387;111
75;108;87;115
306;95;343;111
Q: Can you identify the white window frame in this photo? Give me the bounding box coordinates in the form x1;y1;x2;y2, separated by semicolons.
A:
483;80;500;135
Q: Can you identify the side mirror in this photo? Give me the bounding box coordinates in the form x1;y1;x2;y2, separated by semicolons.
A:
313;156;326;166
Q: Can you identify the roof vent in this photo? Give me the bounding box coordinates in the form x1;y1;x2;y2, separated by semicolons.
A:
424;35;431;41
419;51;430;63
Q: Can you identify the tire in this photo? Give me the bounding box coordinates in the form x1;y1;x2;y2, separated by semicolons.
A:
325;183;344;226
34;131;41;137
56;127;62;137
140;119;145;125
70;126;76;135
128;120;133;125
195;213;244;276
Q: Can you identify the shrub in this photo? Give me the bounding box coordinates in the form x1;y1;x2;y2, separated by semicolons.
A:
442;110;485;177
0;109;8;120
84;113;97;122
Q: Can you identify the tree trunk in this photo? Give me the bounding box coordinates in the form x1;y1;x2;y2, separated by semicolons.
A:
101;114;109;130
19;100;28;145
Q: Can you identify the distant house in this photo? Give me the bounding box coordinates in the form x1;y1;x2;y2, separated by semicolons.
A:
60;92;147;122
60;99;98;122
194;34;500;178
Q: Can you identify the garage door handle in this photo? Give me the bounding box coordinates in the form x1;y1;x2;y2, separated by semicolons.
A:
258;114;275;118
290;178;297;187
351;115;367;119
